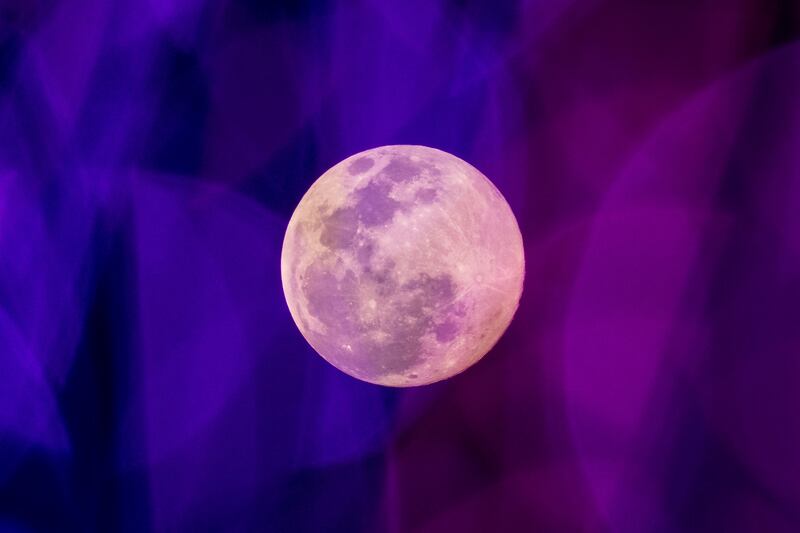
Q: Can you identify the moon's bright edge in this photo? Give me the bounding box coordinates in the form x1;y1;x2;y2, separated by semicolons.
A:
281;145;524;387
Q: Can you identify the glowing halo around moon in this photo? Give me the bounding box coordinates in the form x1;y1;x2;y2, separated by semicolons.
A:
281;145;524;387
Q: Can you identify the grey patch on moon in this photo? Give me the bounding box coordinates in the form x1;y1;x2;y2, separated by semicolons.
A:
363;259;398;297
355;238;375;265
401;272;455;304
363;272;458;375
381;156;423;182
302;263;461;377
303;264;361;337
348;156;374;175
431;301;467;344
319;207;359;249
434;320;458;343
415;187;438;203
318;178;405;251
353;179;404;226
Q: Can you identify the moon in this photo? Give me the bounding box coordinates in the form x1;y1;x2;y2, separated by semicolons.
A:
281;145;524;387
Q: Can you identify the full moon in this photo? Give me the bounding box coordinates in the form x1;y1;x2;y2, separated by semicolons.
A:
281;145;524;387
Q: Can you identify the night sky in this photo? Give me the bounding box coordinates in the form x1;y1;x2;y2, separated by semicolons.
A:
1;0;800;531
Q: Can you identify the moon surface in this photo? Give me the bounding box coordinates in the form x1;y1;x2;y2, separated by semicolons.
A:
281;145;524;387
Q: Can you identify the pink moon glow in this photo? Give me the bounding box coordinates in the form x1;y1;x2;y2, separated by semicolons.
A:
281;145;524;387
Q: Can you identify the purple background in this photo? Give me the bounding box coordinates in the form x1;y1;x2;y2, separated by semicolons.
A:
1;0;800;531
